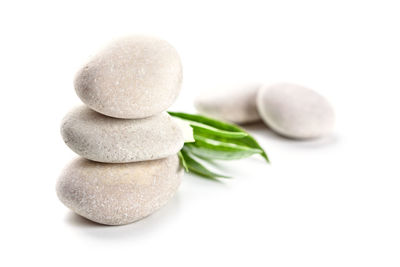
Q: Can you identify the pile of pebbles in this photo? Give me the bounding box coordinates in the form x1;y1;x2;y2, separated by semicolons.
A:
195;83;335;139
57;36;185;225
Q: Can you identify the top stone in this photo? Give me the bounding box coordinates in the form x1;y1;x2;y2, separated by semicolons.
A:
74;35;183;119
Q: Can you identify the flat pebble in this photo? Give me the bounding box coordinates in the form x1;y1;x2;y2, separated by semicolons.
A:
74;35;182;119
194;83;261;124
61;106;184;163
56;155;182;225
257;83;335;139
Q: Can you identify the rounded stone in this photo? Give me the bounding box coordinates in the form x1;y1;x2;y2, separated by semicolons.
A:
256;83;335;139
194;83;262;124
56;155;183;225
74;35;182;119
61;106;184;163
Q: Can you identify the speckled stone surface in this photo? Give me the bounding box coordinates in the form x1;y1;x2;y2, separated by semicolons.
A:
257;83;335;139
61;106;184;163
74;35;182;119
56;155;182;225
194;83;261;124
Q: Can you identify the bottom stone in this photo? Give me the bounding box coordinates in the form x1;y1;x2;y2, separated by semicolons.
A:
56;155;182;225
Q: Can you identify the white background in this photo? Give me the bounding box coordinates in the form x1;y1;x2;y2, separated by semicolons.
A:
1;0;399;266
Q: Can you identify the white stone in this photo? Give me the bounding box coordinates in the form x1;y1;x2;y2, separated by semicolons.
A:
61;106;184;163
256;83;335;139
194;83;261;124
74;35;182;119
56;155;182;225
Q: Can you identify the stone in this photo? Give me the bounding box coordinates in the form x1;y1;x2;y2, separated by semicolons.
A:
194;83;261;124
74;35;182;119
56;155;182;225
256;83;335;139
61;106;184;163
171;117;195;143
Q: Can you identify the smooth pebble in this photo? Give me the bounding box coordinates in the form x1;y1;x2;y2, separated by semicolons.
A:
61;106;184;163
56;155;182;225
74;35;182;119
257;83;335;139
194;83;261;124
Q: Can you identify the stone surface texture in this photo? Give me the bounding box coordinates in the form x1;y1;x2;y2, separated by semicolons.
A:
56;155;182;225
74;35;182;119
61;106;184;163
194;83;262;124
257;83;335;139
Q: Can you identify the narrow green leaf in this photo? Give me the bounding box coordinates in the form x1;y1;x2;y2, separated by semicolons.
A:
168;112;243;132
240;136;270;162
185;135;262;160
169;111;270;163
178;151;189;172
210;135;270;163
170;111;270;179
181;148;230;179
191;124;248;139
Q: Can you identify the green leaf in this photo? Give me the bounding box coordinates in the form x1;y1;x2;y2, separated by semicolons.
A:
178;151;189;172
209;134;270;163
241;136;269;162
186;135;262;160
168;111;270;179
168;112;244;132
180;148;230;179
169;111;269;163
190;124;248;139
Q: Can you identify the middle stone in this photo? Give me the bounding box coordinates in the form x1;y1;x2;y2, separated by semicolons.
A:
61;106;184;163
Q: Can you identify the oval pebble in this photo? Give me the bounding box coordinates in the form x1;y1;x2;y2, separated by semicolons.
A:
74;35;182;119
56;155;182;225
61;106;184;163
194;83;261;124
257;83;335;139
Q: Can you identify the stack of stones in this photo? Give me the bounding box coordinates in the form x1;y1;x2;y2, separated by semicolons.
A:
57;36;185;225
